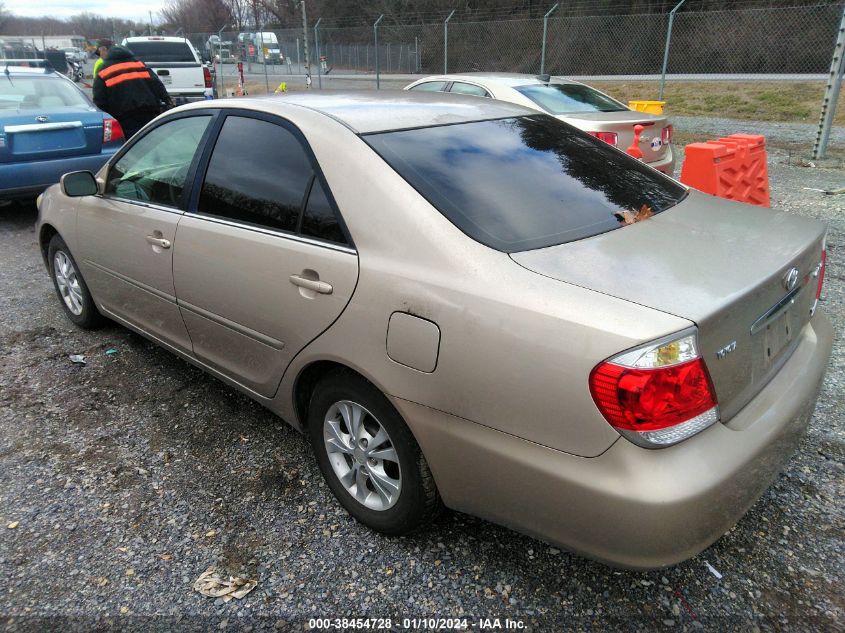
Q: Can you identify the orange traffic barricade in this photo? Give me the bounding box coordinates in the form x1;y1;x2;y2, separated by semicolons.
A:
679;134;770;207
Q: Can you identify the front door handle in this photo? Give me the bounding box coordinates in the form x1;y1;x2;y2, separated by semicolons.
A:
289;274;332;295
145;235;171;249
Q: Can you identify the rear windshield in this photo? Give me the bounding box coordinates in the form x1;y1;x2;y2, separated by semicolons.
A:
516;83;627;114
124;41;196;63
0;75;89;110
364;115;686;252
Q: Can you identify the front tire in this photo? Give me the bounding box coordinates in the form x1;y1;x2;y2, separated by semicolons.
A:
308;370;440;535
48;234;104;329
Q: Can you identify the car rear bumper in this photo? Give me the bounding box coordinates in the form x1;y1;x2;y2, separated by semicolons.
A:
0;150;117;200
392;311;832;569
646;146;675;176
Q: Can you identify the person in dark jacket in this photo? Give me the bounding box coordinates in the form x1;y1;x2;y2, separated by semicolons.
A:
93;45;174;138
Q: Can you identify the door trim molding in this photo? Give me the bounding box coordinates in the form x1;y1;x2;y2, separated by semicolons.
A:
85;260;176;303
178;298;286;350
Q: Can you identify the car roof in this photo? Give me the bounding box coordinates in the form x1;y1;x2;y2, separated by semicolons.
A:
414;73;582;88
189;90;538;134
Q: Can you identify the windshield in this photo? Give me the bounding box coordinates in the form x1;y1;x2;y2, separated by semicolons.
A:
124;41;196;63
516;83;627;114
0;75;89;110
364;115;686;252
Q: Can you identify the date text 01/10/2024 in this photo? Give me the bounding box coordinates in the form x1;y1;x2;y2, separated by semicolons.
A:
306;617;526;630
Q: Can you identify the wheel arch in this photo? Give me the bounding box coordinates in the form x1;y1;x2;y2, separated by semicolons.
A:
293;360;396;431
38;223;59;267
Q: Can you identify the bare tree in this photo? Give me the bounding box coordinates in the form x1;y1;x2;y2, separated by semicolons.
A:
160;0;233;33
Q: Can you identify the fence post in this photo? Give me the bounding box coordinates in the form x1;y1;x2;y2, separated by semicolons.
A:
374;14;384;89
659;0;687;101
444;9;456;74
259;30;269;93
540;3;559;75
813;4;845;160
300;1;312;88
217;26;227;97
314;18;322;89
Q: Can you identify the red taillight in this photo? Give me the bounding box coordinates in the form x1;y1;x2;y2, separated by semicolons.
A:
816;249;826;300
203;66;213;88
590;358;716;432
589;332;719;446
103;118;124;143
588;131;618;146
662;124;673;144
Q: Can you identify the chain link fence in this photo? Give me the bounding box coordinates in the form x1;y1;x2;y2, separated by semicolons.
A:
186;3;843;83
175;2;843;154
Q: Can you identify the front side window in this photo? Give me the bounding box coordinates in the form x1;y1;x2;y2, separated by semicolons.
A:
106;115;212;206
449;82;490;98
409;81;448;92
515;83;627;114
364;115;686;252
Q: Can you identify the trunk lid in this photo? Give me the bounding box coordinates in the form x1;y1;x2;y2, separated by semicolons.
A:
560;111;670;164
510;191;826;423
0;107;104;163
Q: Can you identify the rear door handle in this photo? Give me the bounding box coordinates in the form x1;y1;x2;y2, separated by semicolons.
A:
289;274;332;294
145;235;171;249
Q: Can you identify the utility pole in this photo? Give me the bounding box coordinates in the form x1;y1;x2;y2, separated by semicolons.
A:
300;1;311;88
149;11;153;36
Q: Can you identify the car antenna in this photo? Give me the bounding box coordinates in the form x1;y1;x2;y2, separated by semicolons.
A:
537;73;551;84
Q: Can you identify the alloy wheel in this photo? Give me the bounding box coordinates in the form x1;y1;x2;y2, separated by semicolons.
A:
323;400;402;511
53;251;84;316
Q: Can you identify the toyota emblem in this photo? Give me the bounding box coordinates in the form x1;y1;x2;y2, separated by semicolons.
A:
783;267;799;291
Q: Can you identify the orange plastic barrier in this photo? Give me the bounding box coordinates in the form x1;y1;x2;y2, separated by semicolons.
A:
679;134;770;207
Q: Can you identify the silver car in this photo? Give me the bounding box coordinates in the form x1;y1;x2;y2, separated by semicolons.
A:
406;73;675;175
36;92;831;569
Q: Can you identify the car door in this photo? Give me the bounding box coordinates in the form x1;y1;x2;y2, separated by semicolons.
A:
76;113;214;352
173;113;359;398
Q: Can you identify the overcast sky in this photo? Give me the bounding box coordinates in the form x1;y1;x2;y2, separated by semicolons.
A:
5;0;164;22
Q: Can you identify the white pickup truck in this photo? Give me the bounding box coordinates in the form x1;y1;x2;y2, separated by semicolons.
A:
122;36;213;103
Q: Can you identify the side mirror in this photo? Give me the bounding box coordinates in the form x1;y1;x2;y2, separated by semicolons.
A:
60;171;98;197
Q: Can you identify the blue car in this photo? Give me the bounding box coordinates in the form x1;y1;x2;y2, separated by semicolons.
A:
0;60;124;199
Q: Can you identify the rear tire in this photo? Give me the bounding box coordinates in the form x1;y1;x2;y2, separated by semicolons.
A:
48;234;104;329
308;370;440;535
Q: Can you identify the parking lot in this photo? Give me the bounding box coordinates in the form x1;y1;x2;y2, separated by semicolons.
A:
0;124;842;631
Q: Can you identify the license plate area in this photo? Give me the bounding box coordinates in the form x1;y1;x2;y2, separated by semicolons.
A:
763;307;793;364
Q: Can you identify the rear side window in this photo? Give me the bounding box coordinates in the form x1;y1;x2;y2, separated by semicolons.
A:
301;178;346;244
449;82;490;98
198;115;348;245
515;83;627;114
198;116;311;232
364;115;686;252
124;41;197;62
409;81;448;92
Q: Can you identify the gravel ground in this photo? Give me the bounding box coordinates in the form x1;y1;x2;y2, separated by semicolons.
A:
0;145;843;632
671;116;845;153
